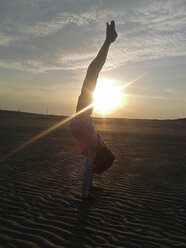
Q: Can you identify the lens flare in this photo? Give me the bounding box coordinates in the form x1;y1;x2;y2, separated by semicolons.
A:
93;78;122;114
93;74;146;115
0;73;146;161
0;104;93;161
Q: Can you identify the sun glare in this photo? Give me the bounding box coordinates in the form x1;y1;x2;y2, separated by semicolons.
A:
93;78;123;115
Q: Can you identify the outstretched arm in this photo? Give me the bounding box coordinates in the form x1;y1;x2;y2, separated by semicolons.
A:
77;21;117;112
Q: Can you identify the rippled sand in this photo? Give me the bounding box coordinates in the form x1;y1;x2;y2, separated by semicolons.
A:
0;112;186;247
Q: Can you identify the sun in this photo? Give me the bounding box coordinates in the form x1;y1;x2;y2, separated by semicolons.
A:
93;78;123;115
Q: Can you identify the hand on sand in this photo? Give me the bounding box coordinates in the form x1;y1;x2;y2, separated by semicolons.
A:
106;20;118;44
81;192;97;201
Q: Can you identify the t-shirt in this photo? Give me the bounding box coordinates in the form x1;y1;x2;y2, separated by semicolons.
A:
70;112;97;153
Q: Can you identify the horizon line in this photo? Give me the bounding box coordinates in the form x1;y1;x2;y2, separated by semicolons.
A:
0;109;185;121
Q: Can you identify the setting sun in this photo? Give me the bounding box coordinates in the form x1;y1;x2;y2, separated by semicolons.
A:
93;78;123;115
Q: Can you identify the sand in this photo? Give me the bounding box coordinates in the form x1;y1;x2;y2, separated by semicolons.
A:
0;111;186;248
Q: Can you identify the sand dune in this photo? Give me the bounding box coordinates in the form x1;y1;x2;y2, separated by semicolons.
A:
0;112;186;247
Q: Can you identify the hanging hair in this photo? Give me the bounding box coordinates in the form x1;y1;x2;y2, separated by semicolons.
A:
93;143;115;174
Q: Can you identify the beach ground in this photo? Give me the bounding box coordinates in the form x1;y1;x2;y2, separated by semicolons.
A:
0;112;186;248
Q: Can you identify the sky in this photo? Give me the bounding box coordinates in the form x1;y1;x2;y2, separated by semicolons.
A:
0;0;186;119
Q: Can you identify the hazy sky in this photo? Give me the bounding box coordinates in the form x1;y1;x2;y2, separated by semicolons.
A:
0;0;186;119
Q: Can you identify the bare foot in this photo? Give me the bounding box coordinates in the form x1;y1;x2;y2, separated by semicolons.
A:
106;20;118;43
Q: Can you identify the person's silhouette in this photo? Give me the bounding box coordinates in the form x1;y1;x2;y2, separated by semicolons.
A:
70;21;117;200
